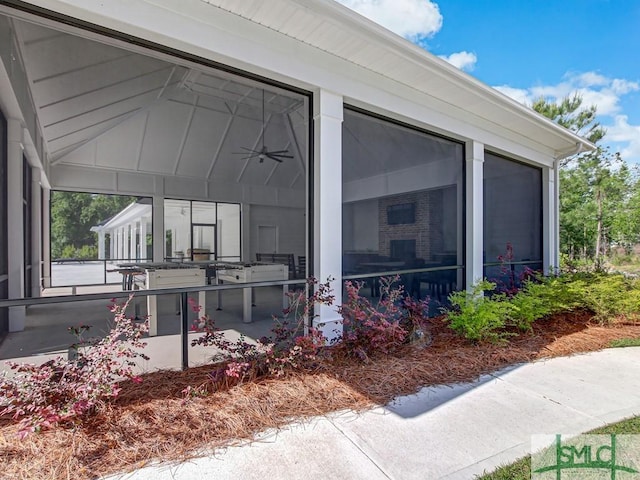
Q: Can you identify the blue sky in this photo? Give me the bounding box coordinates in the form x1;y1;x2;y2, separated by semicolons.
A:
336;0;640;163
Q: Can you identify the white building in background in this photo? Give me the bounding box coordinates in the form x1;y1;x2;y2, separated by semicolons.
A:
91;199;153;262
0;0;593;336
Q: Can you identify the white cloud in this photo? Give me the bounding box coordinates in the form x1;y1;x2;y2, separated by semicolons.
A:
575;71;609;88
496;71;639;116
495;72;640;163
439;51;477;71
607;115;640;161
335;0;443;41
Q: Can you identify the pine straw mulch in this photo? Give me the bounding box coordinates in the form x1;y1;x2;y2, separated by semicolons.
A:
2;310;640;480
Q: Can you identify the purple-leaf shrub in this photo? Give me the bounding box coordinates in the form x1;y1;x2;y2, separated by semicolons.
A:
190;278;335;386
0;296;148;437
492;242;540;297
337;276;411;360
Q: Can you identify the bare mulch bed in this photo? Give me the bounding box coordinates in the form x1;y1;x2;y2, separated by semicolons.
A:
2;310;640;480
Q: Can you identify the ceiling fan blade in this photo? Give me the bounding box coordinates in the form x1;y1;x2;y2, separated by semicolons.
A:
265;153;284;163
265;149;290;154
268;153;293;159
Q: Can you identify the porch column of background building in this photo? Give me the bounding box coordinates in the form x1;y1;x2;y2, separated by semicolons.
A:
117;228;123;260
31;168;42;297
7;119;25;331
41;186;51;288
543;166;556;274
123;226;129;260
113;228;118;261
97;231;105;260
140;218;147;260
313;89;343;341
152;196;164;262
109;229;114;260
465;140;484;290
115;228;120;260
129;222;136;261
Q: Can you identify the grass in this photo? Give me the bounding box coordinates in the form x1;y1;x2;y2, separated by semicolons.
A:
477;416;640;479
609;336;640;348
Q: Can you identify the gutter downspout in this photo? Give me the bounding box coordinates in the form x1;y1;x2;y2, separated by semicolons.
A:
553;142;586;273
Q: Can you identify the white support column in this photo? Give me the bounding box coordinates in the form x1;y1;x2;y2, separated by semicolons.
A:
123;225;128;260
117;228;123;260
241;203;251;262
97;231;106;260
7;119;25;331
42;186;51;288
313;89;343;341
554;164;560;272
31;168;42;298
113;229;119;261
543;165;558;274
140;219;147;260
465;141;484;290
120;227;125;260
109;229;114;260
152;196;164;262
129;222;136;261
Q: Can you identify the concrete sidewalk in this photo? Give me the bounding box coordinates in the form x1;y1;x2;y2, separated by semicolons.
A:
107;347;640;480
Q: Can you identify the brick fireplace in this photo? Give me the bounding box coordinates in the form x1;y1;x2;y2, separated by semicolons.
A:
378;190;444;260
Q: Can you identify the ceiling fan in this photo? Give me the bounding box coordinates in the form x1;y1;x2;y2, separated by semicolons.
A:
234;89;293;163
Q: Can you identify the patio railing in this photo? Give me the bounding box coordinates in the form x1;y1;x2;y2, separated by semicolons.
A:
50;258;158;288
0;278;307;370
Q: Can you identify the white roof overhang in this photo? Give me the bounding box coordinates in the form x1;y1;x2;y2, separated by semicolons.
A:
6;0;594;164
202;0;595;158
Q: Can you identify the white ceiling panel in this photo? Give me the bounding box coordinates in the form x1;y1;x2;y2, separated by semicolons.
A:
53;141;95;167
175;108;231;177
96;115;148;170
138;101;195;174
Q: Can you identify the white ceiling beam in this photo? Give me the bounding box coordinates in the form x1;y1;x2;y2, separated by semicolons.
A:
39;65;172;110
32;53;135;85
206;87;257;180
172;96;198;175
206;106;237;180
135;111;150;171
289;171;301;189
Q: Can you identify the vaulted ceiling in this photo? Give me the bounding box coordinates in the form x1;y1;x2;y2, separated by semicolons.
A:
12;18;309;191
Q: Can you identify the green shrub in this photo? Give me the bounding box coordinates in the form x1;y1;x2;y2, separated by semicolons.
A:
60;244;77;259
76;245;97;259
58;244;97;260
445;280;516;343
506;288;550;332
446;272;640;343
577;273;640;322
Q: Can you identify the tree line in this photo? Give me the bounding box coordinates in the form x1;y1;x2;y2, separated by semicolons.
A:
50;192;137;260
534;95;640;263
